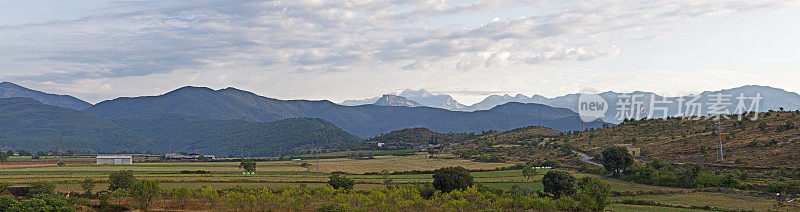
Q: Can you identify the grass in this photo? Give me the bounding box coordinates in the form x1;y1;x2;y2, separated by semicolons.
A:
605;204;708;212
614;192;799;211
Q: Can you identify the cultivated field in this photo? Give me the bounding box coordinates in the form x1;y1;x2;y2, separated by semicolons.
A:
1;154;796;211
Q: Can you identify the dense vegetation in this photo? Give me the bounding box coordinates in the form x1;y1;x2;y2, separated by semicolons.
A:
366;127;475;149
111;115;362;156
0;98;152;152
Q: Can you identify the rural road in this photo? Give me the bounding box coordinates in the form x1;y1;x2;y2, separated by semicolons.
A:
573;150;603;167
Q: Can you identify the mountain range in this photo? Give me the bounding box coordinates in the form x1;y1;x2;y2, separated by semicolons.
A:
83;86;603;138
0;97;360;156
342;86;800;123
3;82;797;155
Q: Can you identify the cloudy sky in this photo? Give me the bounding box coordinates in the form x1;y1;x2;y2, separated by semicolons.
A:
1;0;799;104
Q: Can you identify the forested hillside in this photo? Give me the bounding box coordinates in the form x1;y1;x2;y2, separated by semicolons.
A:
0;97;151;152
0;97;362;156
366;127;475;149
111;115;362;156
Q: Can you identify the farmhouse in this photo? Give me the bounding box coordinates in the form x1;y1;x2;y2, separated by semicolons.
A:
614;144;641;157
96;155;133;165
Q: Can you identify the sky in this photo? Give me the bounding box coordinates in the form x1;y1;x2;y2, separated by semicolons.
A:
1;0;799;105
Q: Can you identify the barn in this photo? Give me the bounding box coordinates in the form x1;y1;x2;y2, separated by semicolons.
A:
96;155;133;165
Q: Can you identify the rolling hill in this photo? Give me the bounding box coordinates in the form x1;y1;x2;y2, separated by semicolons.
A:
562;111;800;168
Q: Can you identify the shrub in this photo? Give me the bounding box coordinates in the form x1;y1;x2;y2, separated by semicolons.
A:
108;170;136;191
542;170;576;198
5;194;74;211
554;197;577;211
577;177;611;211
432;166;474;193
327;174;355;190
179;170;210;174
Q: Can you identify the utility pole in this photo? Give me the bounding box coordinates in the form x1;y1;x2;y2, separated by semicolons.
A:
717;115;723;161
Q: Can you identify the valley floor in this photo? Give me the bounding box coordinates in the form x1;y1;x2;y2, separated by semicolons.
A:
1;154;797;211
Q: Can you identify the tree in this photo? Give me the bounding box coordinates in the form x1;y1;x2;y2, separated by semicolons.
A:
80;178;96;196
109;170;136;191
172;186;191;209
130;180;160;210
542;170;576;198
521;164;538;181
602;146;634;175
432;166;474;192
0;152;7;164
577;177;611;212
239;159;257;173
327;174;354;190
28;180;55;195
5;150;12;156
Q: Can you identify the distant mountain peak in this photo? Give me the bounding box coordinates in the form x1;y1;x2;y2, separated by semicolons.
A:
373;94;423;107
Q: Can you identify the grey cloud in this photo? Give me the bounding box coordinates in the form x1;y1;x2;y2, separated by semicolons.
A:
0;0;796;83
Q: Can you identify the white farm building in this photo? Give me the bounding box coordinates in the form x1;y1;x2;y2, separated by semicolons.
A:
96;155;133;165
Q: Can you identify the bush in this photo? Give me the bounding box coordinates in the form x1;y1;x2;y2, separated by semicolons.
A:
179;170;210;174
432;166;474;193
29;180;55;195
5;194;74;211
108;170;136;191
542;170;576;198
577;177;611;211
327;174;355;190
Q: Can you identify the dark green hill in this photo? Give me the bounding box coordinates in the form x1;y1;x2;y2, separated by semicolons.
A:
110;115;362;156
0;97;150;152
84;86;605;137
366;127;475;149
